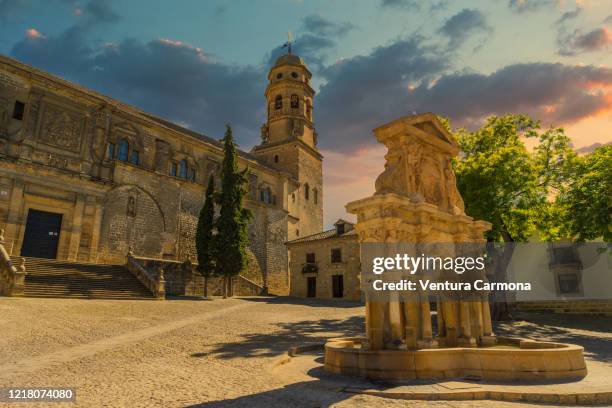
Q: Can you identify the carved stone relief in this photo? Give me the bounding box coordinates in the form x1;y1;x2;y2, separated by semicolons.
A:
154;139;170;172
91;109;110;162
38;104;84;153
374;118;465;215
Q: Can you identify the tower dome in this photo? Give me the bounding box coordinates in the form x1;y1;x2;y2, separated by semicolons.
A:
273;54;306;69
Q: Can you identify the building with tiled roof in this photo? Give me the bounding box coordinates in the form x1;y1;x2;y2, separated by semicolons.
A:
287;219;361;300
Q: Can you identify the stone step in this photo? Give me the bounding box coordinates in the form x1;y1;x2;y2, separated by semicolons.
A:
12;256;156;300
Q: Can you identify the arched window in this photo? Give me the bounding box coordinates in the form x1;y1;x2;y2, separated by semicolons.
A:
266;187;272;204
291;193;295;203
274;154;279;163
313;188;318;204
274;95;283;110
304;183;310;200
179;159;188;179
290;94;299;109
117;139;129;162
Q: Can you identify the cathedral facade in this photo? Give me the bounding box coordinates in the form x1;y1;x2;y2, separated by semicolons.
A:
0;52;322;295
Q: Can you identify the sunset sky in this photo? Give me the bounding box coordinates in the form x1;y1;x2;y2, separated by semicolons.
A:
1;0;610;226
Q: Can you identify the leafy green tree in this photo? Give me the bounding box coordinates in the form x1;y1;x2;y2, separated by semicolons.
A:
557;145;612;242
214;125;252;298
195;175;216;298
452;114;576;320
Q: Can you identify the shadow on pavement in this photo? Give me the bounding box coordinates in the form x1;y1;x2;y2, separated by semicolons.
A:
194;314;364;360
239;296;364;309
185;380;351;408
495;311;612;363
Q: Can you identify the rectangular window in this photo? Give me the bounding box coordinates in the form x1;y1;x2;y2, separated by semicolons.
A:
12;101;25;120
550;246;580;265
306;253;316;264
331;248;342;263
558;273;580;294
170;162;177;177
129;150;139;165
106;143;115;160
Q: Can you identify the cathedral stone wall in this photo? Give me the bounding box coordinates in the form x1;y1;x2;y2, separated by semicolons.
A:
0;55;314;295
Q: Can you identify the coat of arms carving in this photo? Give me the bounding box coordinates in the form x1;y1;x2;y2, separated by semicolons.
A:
38;105;84;153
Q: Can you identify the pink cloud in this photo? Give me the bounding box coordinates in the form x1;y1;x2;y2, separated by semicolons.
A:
25;28;44;40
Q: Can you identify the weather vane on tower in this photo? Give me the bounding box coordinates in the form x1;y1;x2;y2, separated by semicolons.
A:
283;32;293;54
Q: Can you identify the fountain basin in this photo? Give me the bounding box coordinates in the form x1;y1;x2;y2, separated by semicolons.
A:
324;337;587;381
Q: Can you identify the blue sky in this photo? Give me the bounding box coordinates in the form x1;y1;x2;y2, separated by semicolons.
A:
1;0;611;224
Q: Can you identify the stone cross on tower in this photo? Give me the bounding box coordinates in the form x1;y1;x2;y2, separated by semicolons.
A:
283;32;293;54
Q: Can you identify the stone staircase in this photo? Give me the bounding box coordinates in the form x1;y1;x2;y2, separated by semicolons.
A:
11;257;156;300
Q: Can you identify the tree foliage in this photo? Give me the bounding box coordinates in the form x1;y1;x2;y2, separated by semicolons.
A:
451;114;578;320
195;176;216;297
556;145;612;242
214;125;252;296
453;114;576;243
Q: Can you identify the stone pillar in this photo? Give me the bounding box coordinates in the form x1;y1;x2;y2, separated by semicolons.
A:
67;194;85;261
365;300;385;351
443;300;458;346
403;300;421;349
418;297;438;348
481;298;496;345
88;200;104;263
388;296;404;348
471;300;484;341
5;179;25;255
457;301;477;347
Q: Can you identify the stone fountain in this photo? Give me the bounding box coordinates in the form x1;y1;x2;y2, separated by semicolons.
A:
324;113;587;381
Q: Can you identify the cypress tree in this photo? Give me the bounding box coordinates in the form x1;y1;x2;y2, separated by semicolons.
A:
195;175;216;298
215;125;252;297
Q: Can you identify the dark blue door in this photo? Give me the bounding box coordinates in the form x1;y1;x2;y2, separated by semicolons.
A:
20;209;62;259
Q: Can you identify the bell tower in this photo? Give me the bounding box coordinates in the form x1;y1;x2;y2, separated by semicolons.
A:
261;53;316;147
252;51;323;239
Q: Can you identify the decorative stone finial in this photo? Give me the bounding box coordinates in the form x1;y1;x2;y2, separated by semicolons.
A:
17;258;26;273
128;246;134;257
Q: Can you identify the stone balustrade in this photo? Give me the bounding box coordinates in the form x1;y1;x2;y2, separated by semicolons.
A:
126;251;165;300
0;228;26;296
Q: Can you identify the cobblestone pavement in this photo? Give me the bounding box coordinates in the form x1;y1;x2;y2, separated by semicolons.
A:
0;297;610;407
